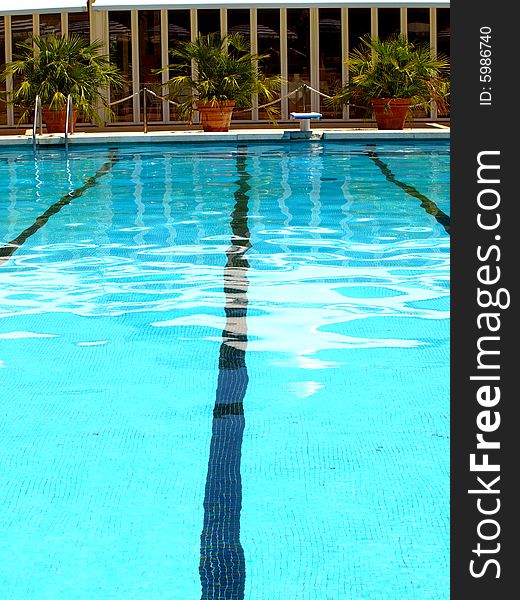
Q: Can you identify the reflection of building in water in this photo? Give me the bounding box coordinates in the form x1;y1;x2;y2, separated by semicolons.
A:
0;2;450;126
278;152;293;236
162;153;177;247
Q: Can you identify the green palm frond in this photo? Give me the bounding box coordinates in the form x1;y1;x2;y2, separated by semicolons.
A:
0;34;125;124
158;32;283;121
332;34;450;114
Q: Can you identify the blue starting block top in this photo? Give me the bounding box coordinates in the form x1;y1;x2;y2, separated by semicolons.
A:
289;112;323;132
290;112;323;119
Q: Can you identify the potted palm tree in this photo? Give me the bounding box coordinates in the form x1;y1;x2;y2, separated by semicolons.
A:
334;34;450;130
0;34;124;133
162;32;282;132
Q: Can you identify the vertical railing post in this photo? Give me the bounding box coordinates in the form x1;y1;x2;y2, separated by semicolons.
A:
143;88;148;134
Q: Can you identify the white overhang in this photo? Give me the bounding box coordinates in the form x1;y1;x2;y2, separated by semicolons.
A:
92;1;450;11
0;0;88;16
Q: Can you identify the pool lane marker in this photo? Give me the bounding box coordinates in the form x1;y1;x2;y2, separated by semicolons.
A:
199;150;251;600
0;149;119;264
365;146;450;235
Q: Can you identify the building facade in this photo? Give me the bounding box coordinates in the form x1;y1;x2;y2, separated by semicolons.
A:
0;1;450;127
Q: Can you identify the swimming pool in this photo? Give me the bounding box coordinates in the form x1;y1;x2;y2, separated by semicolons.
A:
0;141;450;599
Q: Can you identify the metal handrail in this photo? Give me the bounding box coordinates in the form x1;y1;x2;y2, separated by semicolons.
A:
32;95;42;151
64;94;73;151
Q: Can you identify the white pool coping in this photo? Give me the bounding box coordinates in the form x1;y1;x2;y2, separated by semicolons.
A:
0;126;449;146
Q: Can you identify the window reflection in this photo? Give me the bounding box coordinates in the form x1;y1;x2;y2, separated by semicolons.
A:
407;8;430;118
436;8;450;119
68;11;90;41
168;10;190;121
197;10;220;36
378;8;400;40
287;9;310;113
348;8;371;119
319;8;342;118
0;17;6;125
109;12;133;122
407;8;430;45
228;9;250;40
437;8;450;58
139;10;162;122
257;9;280;120
11;16;33;124
228;9;251;120
39;13;61;37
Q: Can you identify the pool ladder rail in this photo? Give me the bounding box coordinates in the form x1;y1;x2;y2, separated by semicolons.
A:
32;94;74;150
32;95;42;151
64;94;73;151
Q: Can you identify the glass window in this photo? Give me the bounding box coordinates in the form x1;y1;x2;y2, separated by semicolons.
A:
168;10;191;121
408;8;431;117
68;11;90;41
228;10;251;120
348;8;371;119
228;9;250;40
138;10;162;122
348;8;371;52
257;9;280;120
378;8;400;40
319;8;342;118
168;9;190;47
0;17;6;125
436;8;450;119
39;13;61;37
407;8;430;46
197;10;220;36
11;16;34;124
437;8;450;58
287;8;310;113
109;12;133;122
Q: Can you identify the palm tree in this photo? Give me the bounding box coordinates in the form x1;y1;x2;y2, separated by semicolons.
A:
334;34;450;128
0;34;125;125
161;32;283;130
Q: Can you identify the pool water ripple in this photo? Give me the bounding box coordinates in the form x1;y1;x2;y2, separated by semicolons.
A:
0;141;449;599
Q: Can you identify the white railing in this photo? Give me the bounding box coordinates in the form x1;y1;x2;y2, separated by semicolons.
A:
32;95;42;151
64;94;73;151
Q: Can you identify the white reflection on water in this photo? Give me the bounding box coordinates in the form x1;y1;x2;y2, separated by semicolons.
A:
0;143;449;372
0;331;57;339
287;380;324;398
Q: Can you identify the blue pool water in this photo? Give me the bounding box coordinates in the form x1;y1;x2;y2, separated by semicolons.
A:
0;141;449;599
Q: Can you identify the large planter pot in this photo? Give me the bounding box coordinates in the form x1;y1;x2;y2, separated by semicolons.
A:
371;98;411;130
196;100;235;132
42;105;77;133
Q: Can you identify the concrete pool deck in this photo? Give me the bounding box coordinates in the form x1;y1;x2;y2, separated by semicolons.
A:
0;124;449;146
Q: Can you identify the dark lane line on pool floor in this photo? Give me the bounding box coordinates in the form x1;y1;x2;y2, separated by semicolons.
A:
365;146;451;235
199;149;251;600
0;149;119;264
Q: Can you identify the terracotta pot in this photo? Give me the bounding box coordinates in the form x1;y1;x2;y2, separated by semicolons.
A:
42;105;78;133
371;98;411;130
196;100;235;132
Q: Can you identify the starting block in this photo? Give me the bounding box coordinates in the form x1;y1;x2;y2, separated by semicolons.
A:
290;112;323;132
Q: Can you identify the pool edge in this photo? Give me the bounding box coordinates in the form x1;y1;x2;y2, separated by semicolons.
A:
0;128;450;147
